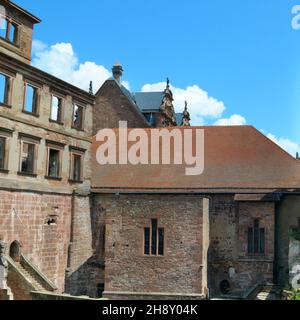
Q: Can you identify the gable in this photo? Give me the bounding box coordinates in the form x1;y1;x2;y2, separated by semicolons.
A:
93;79;150;134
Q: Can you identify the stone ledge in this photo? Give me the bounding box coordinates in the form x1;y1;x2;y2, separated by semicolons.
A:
103;291;206;300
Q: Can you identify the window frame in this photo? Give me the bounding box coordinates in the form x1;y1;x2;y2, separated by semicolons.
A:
49;93;64;124
45;141;65;180
143;218;165;257
0;128;13;172
0;15;20;46
247;218;266;255
23;82;40;116
18;134;40;177
0;71;13;107
69;146;85;183
71;102;85;131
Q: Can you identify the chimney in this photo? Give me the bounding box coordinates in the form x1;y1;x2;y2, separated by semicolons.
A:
112;62;123;85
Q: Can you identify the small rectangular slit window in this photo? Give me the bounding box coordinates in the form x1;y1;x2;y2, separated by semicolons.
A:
0;136;6;169
144;219;164;256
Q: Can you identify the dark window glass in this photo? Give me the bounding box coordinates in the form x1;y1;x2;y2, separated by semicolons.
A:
72;154;82;181
24;84;38;114
21;143;35;174
48;149;60;177
151;219;157;255
248;219;265;254
253;219;259;253
144;227;150;255
0;137;5;169
259;228;265;254
248;227;253;254
158;228;164;255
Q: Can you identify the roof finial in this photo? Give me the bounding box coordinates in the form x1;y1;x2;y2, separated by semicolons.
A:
89;81;93;94
182;101;191;126
166;77;170;88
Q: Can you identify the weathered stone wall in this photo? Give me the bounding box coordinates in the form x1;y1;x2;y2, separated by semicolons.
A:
0;0;36;64
65;195;94;296
93;193;208;298
7;263;33;300
0;190;72;291
237;201;274;288
94;80;149;134
207;195;275;296
276;195;300;286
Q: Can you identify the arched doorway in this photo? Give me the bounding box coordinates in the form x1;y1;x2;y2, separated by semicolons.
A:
9;241;21;262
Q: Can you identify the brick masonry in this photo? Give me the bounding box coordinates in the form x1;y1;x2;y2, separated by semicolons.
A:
86;193;277;298
0;190;72;292
93;194;209;298
93;80;149;135
208;195;275;295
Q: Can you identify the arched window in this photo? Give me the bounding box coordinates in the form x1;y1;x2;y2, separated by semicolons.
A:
9;241;21;262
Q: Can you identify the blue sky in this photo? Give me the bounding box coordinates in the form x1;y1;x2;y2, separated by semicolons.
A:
15;0;300;155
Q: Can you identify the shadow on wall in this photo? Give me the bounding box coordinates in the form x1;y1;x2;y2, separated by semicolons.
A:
65;256;105;298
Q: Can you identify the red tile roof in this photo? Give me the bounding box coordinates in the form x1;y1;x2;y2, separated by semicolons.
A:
91;126;300;192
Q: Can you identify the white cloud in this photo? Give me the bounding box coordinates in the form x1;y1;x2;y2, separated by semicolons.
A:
30;40;299;158
141;82;225;125
266;133;300;157
31;41;129;92
214;114;247;126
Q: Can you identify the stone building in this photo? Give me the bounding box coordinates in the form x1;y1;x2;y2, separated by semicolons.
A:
0;0;94;298
0;0;300;300
91;126;300;299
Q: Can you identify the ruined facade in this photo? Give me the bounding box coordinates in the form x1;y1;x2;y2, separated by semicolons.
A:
0;0;300;300
0;0;94;295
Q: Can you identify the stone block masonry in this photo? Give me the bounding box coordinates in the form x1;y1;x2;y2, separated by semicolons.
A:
0;190;72;292
94;194;209;299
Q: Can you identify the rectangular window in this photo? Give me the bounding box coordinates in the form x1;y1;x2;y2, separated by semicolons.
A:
158;228;164;256
144;219;164;256
73;154;81;181
248;219;265;254
0;17;8;39
50;95;63;122
0;73;10;105
151;219;158;255
8;22;18;43
21;142;35;174
72;104;84;130
0;136;6;169
144;227;150;255
0;16;18;44
69;153;83;182
24;83;38;114
47;149;60;178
